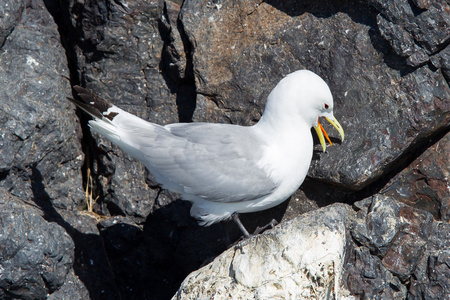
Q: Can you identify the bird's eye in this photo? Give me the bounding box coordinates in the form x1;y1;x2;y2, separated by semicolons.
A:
324;103;329;109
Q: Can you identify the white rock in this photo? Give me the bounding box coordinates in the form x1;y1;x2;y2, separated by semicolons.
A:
173;204;356;300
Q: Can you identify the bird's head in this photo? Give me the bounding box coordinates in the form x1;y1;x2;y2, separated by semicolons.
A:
263;70;345;152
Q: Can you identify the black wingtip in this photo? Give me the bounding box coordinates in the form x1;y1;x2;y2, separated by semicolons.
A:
67;96;103;119
67;86;114;120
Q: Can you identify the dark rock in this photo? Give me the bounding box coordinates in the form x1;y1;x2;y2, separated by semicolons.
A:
381;131;450;221
160;1;189;83
96;146;157;220
69;0;182;222
56;209;121;299
348;195;450;299
0;188;88;299
411;0;432;10
408;221;450;299
376;14;429;67
409;2;450;54
75;0;177;123
370;0;450;55
345;246;407;299
351;195;433;258
0;0;118;299
439;46;450;81
352;195;405;255
180;0;450;190
381;206;433;281
406;224;450;299
95;203;238;300
0;0;24;46
47;271;90;300
0;0;448;299
0;0;84;209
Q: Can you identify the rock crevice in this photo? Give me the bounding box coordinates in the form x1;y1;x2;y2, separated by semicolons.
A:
0;0;448;299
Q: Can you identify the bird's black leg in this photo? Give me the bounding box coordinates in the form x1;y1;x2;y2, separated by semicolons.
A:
253;219;278;235
232;213;250;238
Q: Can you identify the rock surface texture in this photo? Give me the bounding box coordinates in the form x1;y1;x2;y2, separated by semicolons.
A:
0;0;448;299
175;204;352;299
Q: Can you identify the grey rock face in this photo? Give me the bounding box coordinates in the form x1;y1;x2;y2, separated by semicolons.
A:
0;0;93;298
381;131;450;221
0;0;23;46
47;271;90;300
347;195;449;299
0;189;88;299
370;0;450;66
0;0;448;299
409;221;450;298
0;0;84;209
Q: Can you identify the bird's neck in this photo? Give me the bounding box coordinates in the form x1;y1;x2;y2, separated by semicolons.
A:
255;110;311;140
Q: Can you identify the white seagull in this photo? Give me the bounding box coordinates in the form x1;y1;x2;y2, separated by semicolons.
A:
68;70;345;237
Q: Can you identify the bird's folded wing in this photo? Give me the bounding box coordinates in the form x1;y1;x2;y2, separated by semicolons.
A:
68;86;278;203
138;122;279;203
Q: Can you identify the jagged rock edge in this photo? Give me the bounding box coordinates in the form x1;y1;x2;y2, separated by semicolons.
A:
307;124;449;208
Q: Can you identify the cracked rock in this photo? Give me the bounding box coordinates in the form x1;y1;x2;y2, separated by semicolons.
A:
69;0;180;222
1;0;449;299
0;188;88;299
0;0;84;209
381;131;450;221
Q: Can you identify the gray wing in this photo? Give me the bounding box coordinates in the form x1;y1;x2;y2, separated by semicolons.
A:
140;123;278;203
68;86;277;202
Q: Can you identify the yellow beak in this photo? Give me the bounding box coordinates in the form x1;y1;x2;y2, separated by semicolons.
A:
314;116;345;152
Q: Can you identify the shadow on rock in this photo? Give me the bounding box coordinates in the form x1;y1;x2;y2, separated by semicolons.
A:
95;198;289;299
30;165;121;299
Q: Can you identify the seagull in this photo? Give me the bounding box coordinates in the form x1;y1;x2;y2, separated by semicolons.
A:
68;70;344;237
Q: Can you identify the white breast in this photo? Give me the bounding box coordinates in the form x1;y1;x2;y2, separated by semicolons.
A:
245;122;314;211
